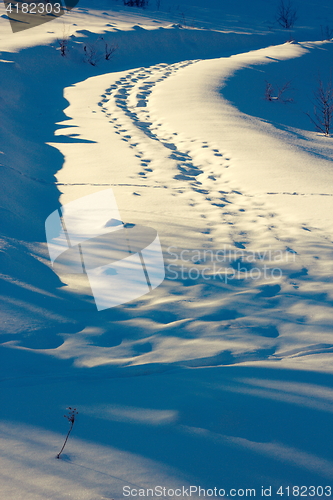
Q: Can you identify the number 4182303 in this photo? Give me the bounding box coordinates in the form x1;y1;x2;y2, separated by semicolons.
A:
276;485;332;496
5;3;62;15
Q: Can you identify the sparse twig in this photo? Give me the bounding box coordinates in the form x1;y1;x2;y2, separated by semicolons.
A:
105;42;118;60
84;42;102;66
276;81;293;101
320;25;333;41
56;407;78;459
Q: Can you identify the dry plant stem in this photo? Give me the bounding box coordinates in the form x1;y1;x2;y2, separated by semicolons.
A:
56;407;78;459
56;421;74;459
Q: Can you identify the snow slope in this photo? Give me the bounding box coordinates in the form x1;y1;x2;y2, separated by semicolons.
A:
1;0;333;498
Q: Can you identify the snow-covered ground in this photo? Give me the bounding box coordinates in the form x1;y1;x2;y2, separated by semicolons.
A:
1;0;333;498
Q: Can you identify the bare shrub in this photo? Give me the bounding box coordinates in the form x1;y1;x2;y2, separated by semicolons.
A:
57;25;71;56
83;38;118;66
265;80;293;102
306;77;333;136
276;0;297;29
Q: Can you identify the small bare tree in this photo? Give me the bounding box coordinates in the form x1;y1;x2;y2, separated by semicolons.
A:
265;80;293;102
276;0;297;29
306;77;333;136
56;407;78;459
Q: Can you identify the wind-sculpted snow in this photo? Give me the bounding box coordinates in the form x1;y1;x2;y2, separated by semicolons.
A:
5;55;331;372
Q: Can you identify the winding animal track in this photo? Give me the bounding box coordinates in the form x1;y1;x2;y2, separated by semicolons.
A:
97;61;291;254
